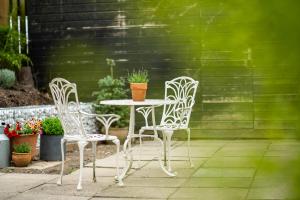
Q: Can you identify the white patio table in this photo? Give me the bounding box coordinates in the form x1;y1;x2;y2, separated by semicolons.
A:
100;99;176;180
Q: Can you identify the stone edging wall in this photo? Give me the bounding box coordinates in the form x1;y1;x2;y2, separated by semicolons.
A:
0;103;98;134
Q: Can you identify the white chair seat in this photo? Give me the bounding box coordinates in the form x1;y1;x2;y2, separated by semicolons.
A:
140;125;186;131
63;134;118;142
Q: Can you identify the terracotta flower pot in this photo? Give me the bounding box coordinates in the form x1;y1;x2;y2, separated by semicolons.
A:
11;134;38;160
12;152;31;167
130;83;147;101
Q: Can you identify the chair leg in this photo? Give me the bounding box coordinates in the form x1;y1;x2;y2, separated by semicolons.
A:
138;128;144;168
163;133;167;167
92;141;97;183
164;130;174;172
186;128;194;167
112;138;123;186
57;138;65;186
77;141;88;190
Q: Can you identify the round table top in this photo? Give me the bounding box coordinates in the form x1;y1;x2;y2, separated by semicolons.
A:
100;99;176;106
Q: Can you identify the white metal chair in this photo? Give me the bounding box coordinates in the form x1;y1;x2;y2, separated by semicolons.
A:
137;76;199;172
49;78;123;190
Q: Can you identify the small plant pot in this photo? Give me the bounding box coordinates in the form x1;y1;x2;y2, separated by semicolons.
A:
130;83;147;101
11;134;38;160
12;152;31;167
40;134;65;161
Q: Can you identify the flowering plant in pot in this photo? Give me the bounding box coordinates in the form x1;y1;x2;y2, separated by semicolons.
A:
12;143;31;167
4;118;42;160
40;117;65;161
127;69;149;101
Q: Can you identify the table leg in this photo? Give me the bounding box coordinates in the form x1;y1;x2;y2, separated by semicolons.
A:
119;105;135;180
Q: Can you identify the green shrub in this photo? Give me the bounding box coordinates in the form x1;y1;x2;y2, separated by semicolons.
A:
0;25;32;71
42;117;64;135
92;75;129;128
14;143;31;153
0;69;16;88
127;69;149;83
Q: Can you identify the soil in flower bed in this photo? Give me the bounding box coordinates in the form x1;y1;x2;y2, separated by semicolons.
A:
0;142;118;174
0;84;52;107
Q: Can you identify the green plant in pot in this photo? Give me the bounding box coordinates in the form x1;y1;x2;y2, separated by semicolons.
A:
92;59;129;142
128;69;149;101
40;117;65;161
12;143;31;167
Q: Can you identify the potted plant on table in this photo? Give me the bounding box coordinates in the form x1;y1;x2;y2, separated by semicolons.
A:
4;118;42;160
128;69;149;101
40;117;65;161
12;143;31;167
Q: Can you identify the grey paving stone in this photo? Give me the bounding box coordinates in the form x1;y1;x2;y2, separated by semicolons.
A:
193;167;255;178
169;188;248;200
0;173;57;193
247;186;293;200
171;147;217;157
214;147;266;157
95;186;177;199
203;157;261;168
183;177;252;188
123;177;187;187
26;183;105;197
0;192;19;200
145;159;206;169
131;167;195;178
7;193;90;200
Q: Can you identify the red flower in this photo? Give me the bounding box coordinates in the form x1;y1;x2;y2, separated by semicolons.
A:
4;125;19;138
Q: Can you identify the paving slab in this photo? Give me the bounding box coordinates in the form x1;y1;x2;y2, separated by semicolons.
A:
203;157;262;168
169;188;248;200
95;185;177;199
183;177;252;188
7;193;90;200
85;154;149;169
193;167;256;178
26;182;105;197
247;186;293;200
123;177;187;187
0;173;57;193
171;147;218;157
91;198;166;200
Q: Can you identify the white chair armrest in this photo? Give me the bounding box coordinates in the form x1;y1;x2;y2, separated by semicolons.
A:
95;114;120;136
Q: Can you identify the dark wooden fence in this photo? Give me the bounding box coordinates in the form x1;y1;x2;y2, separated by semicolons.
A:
27;0;298;139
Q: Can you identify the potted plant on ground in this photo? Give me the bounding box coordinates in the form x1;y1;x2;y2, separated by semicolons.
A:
92;58;129;142
40;117;65;161
4;118;42;160
12;143;31;167
128;69;149;101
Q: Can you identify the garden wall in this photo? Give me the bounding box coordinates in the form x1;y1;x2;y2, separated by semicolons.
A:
0;104;97;134
27;1;299;139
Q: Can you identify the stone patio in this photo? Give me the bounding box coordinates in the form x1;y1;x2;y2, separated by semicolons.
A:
0;139;299;200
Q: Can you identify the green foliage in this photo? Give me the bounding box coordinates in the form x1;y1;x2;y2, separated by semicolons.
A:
13;143;31;153
0;68;16;88
92;75;129;128
127;69;149;83
42;117;64;136
0;26;32;71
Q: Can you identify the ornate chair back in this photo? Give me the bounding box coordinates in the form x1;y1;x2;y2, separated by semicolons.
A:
160;76;199;129
49;78;86;138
